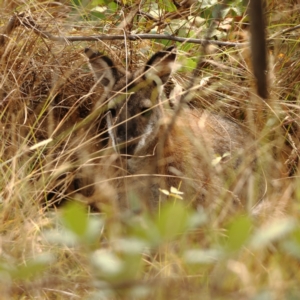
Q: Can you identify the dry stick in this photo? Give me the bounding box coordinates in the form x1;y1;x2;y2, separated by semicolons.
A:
4;12;300;48
31;31;244;47
249;0;268;100
14;12;244;47
269;24;300;39
2;12;300;48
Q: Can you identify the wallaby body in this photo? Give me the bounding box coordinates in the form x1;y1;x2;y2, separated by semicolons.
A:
123;108;246;206
85;47;250;209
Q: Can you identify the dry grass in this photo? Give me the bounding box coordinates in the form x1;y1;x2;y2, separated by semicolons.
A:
0;0;300;299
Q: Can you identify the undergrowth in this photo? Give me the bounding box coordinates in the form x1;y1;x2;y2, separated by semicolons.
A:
0;0;300;299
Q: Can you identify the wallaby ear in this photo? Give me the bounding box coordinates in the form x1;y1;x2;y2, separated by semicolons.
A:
144;46;176;84
84;48;119;91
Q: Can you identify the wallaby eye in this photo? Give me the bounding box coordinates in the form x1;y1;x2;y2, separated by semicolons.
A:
141;107;152;117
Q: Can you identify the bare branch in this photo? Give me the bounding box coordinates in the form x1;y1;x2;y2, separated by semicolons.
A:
249;0;268;99
52;34;246;47
269;24;300;39
1;12;300;50
13;12;246;47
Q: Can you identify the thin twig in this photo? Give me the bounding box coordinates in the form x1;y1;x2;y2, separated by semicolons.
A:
3;12;300;48
16;12;246;47
269;24;300;40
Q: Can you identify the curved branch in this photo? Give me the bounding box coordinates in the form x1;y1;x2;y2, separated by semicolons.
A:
269;24;300;40
2;12;300;49
16;12;246;47
49;33;247;47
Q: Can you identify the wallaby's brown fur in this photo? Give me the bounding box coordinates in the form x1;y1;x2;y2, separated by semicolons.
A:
85;47;253;210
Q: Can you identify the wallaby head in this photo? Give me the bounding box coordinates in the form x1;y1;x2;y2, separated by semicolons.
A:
85;46;176;156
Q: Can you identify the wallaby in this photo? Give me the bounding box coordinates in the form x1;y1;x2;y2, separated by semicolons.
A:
85;46;252;210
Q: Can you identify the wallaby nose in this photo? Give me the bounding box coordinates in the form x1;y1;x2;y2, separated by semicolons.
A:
116;136;135;156
116;126;127;142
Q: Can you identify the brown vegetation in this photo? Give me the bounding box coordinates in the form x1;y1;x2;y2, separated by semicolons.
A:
1;0;300;298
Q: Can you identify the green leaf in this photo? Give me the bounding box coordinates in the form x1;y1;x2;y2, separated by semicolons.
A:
90;11;105;20
180;57;197;72
156;201;190;241
85;216;104;246
292;227;300;245
250;218;296;249
180;43;194;52
107;2;118;12
199;0;219;9
184;248;222;264
62;202;88;238
115;238;148;255
72;0;82;6
225;215;252;252
282;240;300;260
280;227;300;259
163;0;177;13
92;0;110;4
44;228;78;246
129;215;161;247
188;209;208;228
11;254;54;280
91;250;123;277
155;39;171;47
212;4;226;19
219;7;231;18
